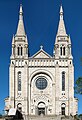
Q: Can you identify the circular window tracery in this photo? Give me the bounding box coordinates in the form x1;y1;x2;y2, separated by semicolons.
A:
36;77;47;90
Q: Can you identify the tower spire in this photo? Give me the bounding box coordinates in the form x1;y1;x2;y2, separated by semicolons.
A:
19;4;23;20
60;5;63;19
57;5;66;36
16;4;25;36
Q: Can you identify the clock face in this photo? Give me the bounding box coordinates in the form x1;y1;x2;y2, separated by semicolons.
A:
36;77;47;90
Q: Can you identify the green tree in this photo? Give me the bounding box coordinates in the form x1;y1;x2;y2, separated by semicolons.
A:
0;113;2;118
79;114;82;120
75;77;82;94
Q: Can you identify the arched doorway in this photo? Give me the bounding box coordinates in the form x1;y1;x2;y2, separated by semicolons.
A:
17;103;22;112
61;103;66;115
38;102;46;115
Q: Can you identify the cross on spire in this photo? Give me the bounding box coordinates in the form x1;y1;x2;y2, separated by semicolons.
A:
19;4;23;20
40;45;43;50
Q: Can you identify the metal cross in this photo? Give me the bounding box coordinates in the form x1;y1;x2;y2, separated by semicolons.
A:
40;45;43;50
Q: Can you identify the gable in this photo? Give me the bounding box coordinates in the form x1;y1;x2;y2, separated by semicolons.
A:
31;50;52;58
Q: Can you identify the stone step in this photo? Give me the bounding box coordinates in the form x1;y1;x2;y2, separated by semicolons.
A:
25;115;74;120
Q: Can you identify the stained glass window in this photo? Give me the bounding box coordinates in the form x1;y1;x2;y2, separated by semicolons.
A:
62;72;65;91
36;78;47;90
18;72;21;91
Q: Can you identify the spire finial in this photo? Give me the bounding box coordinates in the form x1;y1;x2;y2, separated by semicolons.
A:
60;5;63;19
19;4;23;20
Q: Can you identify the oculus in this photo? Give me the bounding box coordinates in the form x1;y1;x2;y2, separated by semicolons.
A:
36;77;47;90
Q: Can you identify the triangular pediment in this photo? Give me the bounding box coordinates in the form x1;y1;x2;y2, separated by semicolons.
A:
31;49;52;58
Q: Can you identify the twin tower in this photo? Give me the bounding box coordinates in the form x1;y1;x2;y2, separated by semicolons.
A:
5;4;78;120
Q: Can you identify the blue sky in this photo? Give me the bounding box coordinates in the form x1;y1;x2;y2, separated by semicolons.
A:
0;0;82;115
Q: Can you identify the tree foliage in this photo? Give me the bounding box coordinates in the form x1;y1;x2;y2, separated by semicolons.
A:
75;77;82;94
0;114;2;118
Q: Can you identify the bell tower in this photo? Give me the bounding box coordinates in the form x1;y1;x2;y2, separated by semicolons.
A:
9;5;29;117
54;5;72;60
53;5;77;116
11;4;28;59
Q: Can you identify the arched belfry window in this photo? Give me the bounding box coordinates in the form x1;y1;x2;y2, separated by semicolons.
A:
62;72;65;91
18;72;21;91
63;47;65;56
60;47;62;56
21;47;22;56
60;46;66;56
18;47;20;55
17;46;23;56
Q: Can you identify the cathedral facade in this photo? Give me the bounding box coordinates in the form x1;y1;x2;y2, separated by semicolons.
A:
5;4;78;120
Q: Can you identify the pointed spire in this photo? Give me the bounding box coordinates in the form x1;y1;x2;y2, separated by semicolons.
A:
19;4;23;20
16;4;25;36
57;5;67;36
60;5;63;19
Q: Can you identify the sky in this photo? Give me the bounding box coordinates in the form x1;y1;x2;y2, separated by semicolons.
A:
0;0;82;115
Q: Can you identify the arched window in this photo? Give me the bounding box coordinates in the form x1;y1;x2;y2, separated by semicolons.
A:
61;103;65;115
63;47;65;56
18;47;20;55
17;46;23;56
60;46;66;56
60;47;62;55
21;47;22;56
62;72;65;91
18;72;21;91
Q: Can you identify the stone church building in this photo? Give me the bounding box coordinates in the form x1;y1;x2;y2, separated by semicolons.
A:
5;4;78;120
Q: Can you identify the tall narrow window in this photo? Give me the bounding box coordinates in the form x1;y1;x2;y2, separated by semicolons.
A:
18;72;21;91
62;72;65;91
63;47;65;56
60;47;62;55
18;47;20;55
21;47;22;56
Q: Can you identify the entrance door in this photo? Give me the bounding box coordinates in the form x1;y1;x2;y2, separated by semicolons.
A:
61;103;66;115
38;102;45;116
61;107;65;115
38;108;45;115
